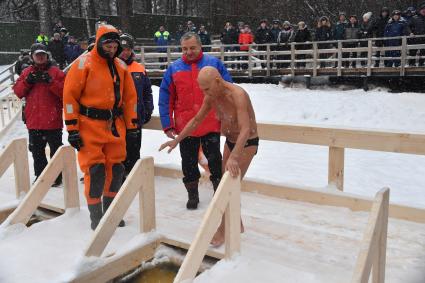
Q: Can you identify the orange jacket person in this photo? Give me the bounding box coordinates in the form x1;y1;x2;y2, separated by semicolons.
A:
63;24;138;230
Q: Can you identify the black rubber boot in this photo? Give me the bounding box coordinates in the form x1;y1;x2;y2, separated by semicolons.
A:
103;196;125;227
103;163;126;227
88;203;103;230
212;179;221;194
88;163;106;230
185;181;199;210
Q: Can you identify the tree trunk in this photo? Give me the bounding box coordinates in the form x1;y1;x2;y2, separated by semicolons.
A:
117;0;131;31
81;0;92;37
38;0;52;34
109;0;118;15
144;0;153;13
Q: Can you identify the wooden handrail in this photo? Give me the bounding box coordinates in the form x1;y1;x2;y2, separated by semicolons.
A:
3;145;79;226
0;138;30;198
84;157;156;257
352;188;390;283
174;172;241;283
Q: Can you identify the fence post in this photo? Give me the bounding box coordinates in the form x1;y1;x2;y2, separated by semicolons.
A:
9;65;15;83
313;42;318;77
400;36;407;76
220;45;225;63
290;43;295;77
248;45;253;77
62;147;80;209
13;138;30;198
266;44;271;77
166;47;171;69
140;47;145;65
372;190;389;283
367;39;372;76
225;175;241;259
337;41;342;76
328;146;345;191
139;157;156;233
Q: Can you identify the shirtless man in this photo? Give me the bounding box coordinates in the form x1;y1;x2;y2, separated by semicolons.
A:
159;66;259;246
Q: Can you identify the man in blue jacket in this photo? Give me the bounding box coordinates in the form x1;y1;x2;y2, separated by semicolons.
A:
119;33;154;177
159;32;232;210
384;10;410;67
154;26;171;70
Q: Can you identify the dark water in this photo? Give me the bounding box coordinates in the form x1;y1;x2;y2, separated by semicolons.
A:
128;265;177;283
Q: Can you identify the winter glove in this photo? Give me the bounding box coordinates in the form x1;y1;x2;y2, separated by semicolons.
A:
25;72;38;84
126;128;141;140
68;131;83;151
40;71;51;83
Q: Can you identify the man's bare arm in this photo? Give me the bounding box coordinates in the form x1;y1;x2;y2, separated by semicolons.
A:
159;96;213;152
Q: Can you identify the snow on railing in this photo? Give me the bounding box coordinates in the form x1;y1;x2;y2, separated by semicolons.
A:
351;188;390;283
3;145;79;226
174;172;241;283
83;157;156;257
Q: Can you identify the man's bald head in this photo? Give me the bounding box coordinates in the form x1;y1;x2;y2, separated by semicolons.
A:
198;66;223;97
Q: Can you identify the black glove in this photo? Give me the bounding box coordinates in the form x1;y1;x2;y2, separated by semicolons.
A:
144;114;152;124
126;128;141;139
68;131;83;151
40;72;51;83
25;72;38;84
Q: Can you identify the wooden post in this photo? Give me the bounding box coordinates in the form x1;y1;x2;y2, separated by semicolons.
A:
166;47;171;69
62;146;80;209
174;173;240;283
225;175;241;259
266;44;271;77
139;157;156;233
372;189;389;283
328;146;344;191
220;45;225;62
337;41;342;76
248;45;253;77
13;138;30;197
140;47;145;65
0;100;5;128
9;65;15;83
367;39;372;76
400;36;407;76
290;43;295;77
312;42;318;77
7;98;12;120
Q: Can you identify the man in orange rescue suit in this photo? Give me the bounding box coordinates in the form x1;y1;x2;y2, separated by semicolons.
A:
63;24;138;230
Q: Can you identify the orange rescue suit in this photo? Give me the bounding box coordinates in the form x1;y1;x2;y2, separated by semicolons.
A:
63;25;138;205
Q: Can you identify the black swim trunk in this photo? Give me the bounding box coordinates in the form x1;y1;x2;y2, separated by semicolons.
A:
225;137;259;154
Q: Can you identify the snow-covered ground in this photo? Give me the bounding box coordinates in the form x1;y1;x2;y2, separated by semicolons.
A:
0;83;425;282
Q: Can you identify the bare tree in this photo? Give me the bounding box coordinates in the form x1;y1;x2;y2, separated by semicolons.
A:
81;0;92;36
117;0;131;31
109;0;118;15
37;0;52;34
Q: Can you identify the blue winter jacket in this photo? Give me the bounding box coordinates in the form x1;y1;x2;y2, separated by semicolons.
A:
384;19;409;46
154;31;171;52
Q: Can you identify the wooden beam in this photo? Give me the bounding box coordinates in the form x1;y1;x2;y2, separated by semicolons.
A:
13;138;30;197
139;157;155;233
153;166;425;223
146;116;425;155
71;240;159;283
328;147;345;191
225;175;241;259
161;237;224;259
62;147;80;209
7;146;65;225
174;172;238;283
351;188;389;283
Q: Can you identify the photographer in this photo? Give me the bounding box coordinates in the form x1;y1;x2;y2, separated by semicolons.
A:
13;43;65;187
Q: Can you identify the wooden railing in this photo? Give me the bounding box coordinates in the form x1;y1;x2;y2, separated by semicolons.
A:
0;63;21;132
146;116;425;192
173;172;241;283
84;157;156;257
134;35;425;78
352;188;390;283
2;145;79;226
0;138;30;199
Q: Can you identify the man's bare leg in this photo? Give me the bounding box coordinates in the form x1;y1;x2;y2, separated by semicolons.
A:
211;145;257;247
